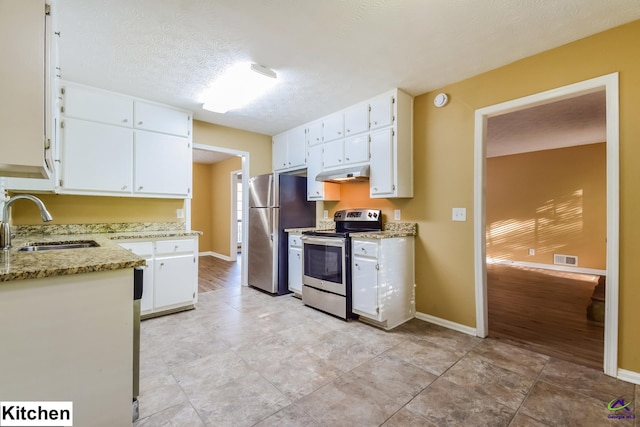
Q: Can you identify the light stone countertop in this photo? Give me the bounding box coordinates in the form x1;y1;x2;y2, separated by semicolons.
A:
285;222;417;238
1;223;201;283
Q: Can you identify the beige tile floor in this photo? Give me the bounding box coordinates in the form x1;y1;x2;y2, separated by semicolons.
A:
135;285;638;426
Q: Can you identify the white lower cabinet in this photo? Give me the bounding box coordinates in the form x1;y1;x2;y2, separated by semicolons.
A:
288;234;303;295
351;236;415;330
119;236;198;317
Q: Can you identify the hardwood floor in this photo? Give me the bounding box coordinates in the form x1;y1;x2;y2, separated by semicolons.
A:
198;254;242;292
487;263;604;369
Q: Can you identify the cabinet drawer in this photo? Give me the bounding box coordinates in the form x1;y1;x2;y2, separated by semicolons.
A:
352;240;378;258
155;239;196;255
118;241;154;256
289;235;302;247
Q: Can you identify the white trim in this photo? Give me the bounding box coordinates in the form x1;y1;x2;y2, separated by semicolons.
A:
617;369;640;385
415;312;477;337
198;251;234;261
229;169;241;262
486;258;606;276
474;72;619;376
192;143;250;286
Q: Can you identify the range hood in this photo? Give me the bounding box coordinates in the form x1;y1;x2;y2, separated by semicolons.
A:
315;165;370;183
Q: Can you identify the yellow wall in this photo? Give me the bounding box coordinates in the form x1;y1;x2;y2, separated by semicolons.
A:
10;194;182;225
191;163;213;252
486;143;606;269
209;157;242;256
193;120;272;177
323;20;640;372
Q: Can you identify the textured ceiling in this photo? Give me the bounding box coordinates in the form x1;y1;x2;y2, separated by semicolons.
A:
55;0;640;137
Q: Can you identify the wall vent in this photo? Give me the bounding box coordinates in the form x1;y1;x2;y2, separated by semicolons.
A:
554;254;578;266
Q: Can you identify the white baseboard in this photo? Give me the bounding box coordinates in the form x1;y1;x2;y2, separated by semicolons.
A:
617;368;640;385
199;251;235;261
487;258;606;276
415;311;477;336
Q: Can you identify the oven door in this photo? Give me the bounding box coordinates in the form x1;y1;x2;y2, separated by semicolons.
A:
301;235;346;296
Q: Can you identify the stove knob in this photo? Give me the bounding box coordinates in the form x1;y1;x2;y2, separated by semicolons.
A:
373;212;378;218
368;212;372;217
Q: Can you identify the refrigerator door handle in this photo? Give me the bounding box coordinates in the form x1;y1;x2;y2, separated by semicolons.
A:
267;174;274;207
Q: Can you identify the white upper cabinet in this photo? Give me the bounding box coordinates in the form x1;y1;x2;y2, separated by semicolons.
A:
64;85;132;127
322;112;344;143
307;144;340;201
134;131;191;196
134;101;190;137
322;139;345;169
57;81;193;198
369;93;395;130
61;118;133;193
344;103;370;137
344;134;369;165
306;121;323;146
0;0;56;179
369;128;395;197
272;126;306;172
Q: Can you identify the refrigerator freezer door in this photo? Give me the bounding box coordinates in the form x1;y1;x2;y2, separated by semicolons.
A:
249;173;275;208
248;207;278;293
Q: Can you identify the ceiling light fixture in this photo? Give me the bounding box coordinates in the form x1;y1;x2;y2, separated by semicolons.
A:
201;63;278;114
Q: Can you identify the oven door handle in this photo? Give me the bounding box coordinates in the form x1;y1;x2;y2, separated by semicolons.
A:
301;236;346;247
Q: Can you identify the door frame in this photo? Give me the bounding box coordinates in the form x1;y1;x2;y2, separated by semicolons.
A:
191;143;250;287
230;169;242;259
473;73;619;376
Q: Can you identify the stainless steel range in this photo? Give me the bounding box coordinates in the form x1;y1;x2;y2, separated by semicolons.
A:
301;209;382;319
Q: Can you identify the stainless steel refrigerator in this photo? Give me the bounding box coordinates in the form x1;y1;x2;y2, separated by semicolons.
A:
248;173;316;295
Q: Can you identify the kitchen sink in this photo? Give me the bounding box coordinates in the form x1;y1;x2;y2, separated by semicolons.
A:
18;240;100;252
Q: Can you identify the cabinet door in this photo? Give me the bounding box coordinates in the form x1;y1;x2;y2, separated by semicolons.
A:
306;144;324;200
0;0;48;178
322;139;344;169
322;112;344;142
141;259;154;313
287;127;307;169
61;118;133;193
288;246;302;294
369;93;394;130
134;101;190;137
352;255;379;318
272;133;288;171
154;255;195;308
134;130;190;196
344;103;369;136
344;135;369;165
63;84;133;127
369;128;395;197
306;121;323;146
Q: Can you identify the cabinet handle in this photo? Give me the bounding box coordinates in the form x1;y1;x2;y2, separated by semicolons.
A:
374;187;378;191
346;157;350;161
361;247;366;253
374;121;378;125
138;121;143;125
138;186;143;191
338;159;342;163
160;262;164;267
346;129;351;133
174;245;179;250
123;119;128;123
338;131;342;135
297;253;300;259
122;185;128;190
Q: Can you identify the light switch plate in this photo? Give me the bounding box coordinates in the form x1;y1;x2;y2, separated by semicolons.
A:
176;208;185;219
452;208;466;221
323;210;329;219
394;209;401;221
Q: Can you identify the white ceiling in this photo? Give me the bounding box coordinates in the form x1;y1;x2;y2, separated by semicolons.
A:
55;1;640;138
192;149;234;164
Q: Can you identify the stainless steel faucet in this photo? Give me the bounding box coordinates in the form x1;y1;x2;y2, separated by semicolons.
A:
1;194;53;250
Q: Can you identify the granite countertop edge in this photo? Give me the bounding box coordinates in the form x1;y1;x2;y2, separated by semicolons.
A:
1;228;201;283
286;222;417;238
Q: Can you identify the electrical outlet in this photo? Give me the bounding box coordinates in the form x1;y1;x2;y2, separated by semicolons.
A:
323;210;329;219
529;248;535;256
394;209;401;221
176;209;185;219
452;208;466;222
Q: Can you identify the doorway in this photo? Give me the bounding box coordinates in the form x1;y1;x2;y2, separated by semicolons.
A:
474;73;619;376
191;143;250;287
